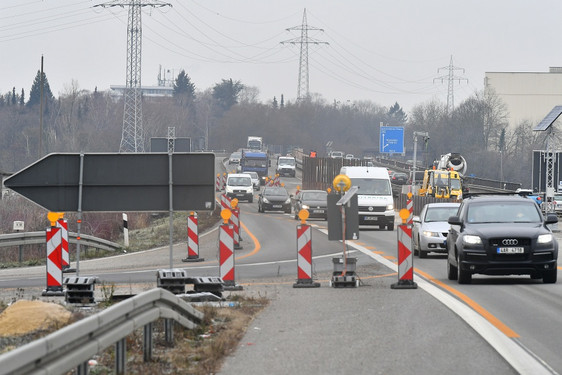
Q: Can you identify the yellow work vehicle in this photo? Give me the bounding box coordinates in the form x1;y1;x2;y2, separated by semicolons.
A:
418;169;463;199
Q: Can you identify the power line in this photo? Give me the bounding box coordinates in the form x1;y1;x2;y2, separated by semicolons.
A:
281;8;328;101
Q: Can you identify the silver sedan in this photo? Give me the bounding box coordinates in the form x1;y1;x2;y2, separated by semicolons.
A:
412;202;460;258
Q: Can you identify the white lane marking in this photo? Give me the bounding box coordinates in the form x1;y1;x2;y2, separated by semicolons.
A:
318;228;557;375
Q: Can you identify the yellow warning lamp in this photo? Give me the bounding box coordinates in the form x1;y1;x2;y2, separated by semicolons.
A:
216;173;220;178
327;187;332;193
407;192;412;199
332;174;352;193
231;198;239;208
280;182;285;187
399;208;410;224
298;209;309;224
47;212;59;227
296;185;300;190
221;209;232;224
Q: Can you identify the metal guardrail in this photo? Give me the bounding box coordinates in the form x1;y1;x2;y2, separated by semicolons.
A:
0;288;204;375
0;231;121;252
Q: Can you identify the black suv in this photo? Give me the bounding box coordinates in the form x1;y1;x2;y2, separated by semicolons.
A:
446;194;558;284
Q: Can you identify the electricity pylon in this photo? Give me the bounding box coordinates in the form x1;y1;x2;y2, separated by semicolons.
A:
281;9;328;101
434;55;468;115
95;0;171;152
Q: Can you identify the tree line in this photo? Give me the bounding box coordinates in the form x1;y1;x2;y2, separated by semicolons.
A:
0;69;551;187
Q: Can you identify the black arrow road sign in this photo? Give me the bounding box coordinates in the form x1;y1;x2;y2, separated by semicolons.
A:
4;153;216;212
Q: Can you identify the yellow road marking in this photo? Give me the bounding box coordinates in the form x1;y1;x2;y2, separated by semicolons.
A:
415;268;519;338
235;221;261;260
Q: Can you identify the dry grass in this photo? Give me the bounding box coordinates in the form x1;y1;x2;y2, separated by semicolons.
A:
88;295;269;374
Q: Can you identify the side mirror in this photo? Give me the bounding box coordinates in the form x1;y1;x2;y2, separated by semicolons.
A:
412;216;421;223
448;216;462;225
545;213;558;225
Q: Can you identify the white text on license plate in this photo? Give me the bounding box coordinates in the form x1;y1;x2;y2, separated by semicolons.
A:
497;247;524;254
273;205;282;208
364;216;378;221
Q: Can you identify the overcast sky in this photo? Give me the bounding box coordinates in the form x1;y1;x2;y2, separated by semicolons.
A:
2;0;562;113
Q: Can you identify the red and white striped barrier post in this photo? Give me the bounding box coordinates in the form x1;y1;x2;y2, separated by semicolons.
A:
216;173;221;192
221;193;232;210
407;191;413;225
222;172;227;190
43;213;64;296
219;209;242;290
391;209;418;289
57;216;70;271
183;212;204;262
294;211;320;288
231;206;242;250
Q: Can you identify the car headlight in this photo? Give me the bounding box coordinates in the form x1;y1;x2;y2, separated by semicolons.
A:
284;198;291;204
262;198;270;203
538;234;553;244
386;204;394;210
302;204;310;209
462;235;482;245
422;230;439;238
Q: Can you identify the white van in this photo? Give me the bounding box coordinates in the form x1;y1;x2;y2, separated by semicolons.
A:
276;156;296;177
225;173;254;202
339;166;395;230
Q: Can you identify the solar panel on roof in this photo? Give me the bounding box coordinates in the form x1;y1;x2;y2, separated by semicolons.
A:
534;105;562;131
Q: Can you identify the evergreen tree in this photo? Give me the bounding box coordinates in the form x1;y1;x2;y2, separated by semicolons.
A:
272;96;278;109
173;70;196;107
20;88;25;106
280;94;285;109
212;78;244;111
27;70;55;107
11;87;16;106
387;102;407;125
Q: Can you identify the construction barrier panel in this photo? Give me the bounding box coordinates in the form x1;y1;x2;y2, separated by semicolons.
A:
216;174;221;191
293;224;320;288
43;226;64;296
219;223;242;290
231;207;242;249
391;224;418;289
157;269;188;294
57;218;70;270
64;276;97;304
183;212;204;262
221;194;232;210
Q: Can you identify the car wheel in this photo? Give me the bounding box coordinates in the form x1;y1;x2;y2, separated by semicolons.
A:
419;247;427;258
285;208;291;214
248;196;253;203
543;269;557;284
457;258;472;284
387;224;394;231
447;257;458;280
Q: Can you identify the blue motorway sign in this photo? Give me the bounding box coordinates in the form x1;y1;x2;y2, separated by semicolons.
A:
379;126;404;154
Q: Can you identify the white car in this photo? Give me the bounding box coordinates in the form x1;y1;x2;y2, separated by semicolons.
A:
246;171;260;190
412;202;460;258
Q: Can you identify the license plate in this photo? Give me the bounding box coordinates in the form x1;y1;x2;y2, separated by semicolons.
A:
497;247;524;254
236;193;245;197
273;205;282;208
313;209;324;213
364;216;378;221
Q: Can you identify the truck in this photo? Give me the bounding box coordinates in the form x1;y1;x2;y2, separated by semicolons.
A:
339;166;395;230
419;168;463;199
239;149;269;185
247;136;263;151
276;156;296;177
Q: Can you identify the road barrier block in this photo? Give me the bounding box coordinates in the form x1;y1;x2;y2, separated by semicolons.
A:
157;269;188;294
64;276;98;304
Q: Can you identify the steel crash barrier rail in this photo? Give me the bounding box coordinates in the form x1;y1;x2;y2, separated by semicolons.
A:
0;231;120;252
0;288;204;375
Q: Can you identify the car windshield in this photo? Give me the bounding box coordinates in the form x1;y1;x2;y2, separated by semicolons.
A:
244;159;267;167
229;177;251;186
466;202;541;223
265;188;288;197
279;158;295;166
302;192;327;201
424;206;459;222
350;178;392;195
248;172;258;179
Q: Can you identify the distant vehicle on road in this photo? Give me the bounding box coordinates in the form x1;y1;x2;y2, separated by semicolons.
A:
413;202;460;258
390;171;408;185
229;151;241;165
292;190;328;220
258;186;292;213
246;171;260;190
